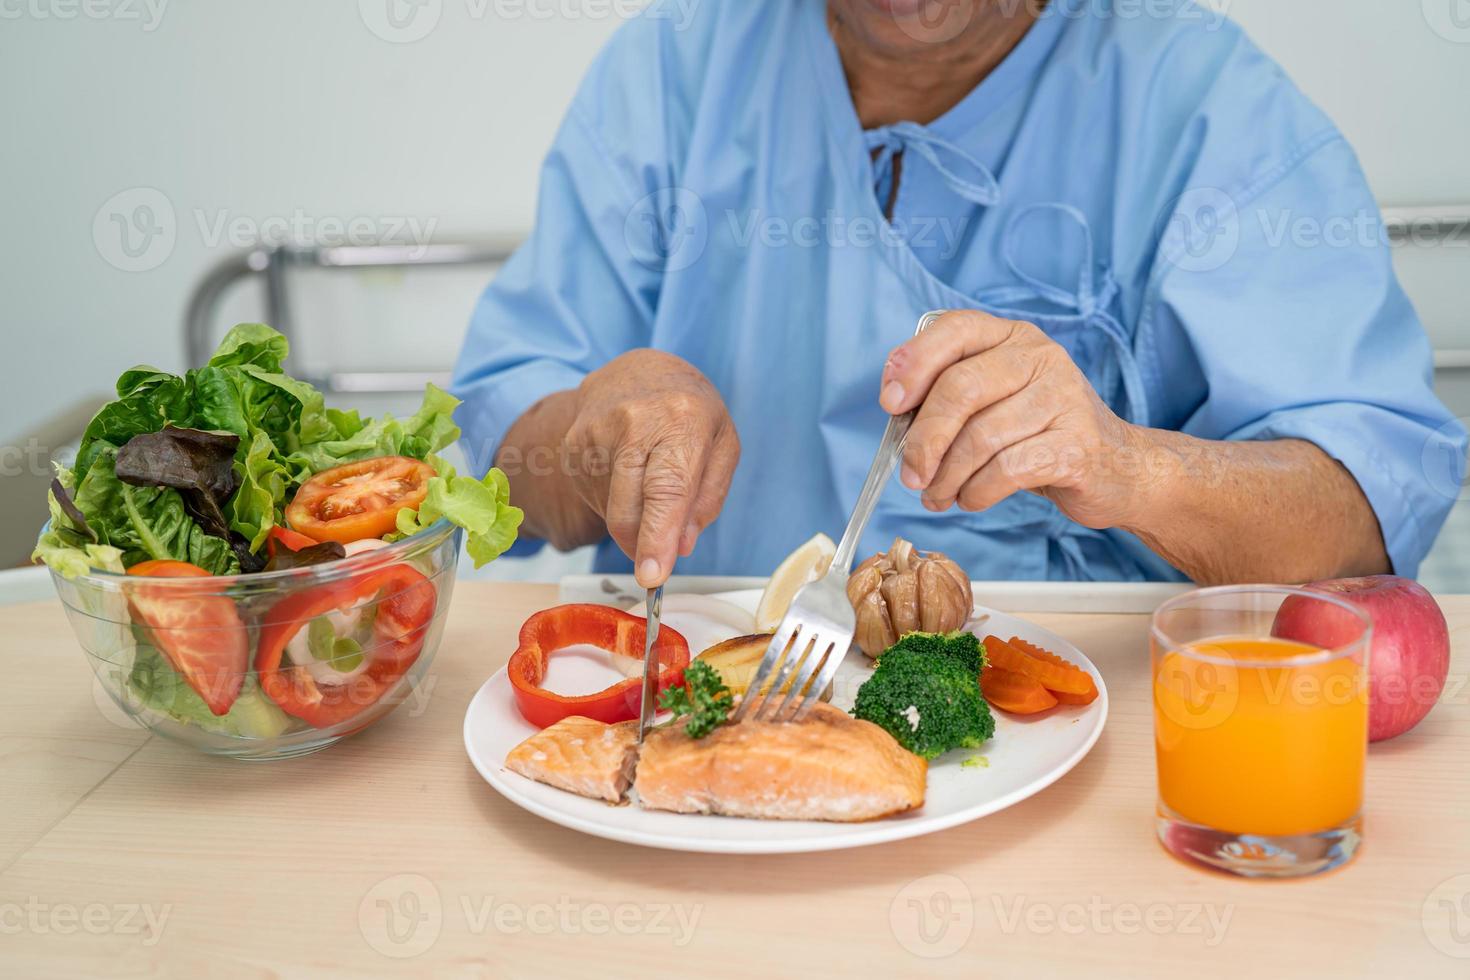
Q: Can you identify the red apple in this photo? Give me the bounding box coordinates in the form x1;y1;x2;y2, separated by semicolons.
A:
1272;576;1450;742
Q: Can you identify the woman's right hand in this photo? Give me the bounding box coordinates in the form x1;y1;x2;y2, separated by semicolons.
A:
563;349;740;587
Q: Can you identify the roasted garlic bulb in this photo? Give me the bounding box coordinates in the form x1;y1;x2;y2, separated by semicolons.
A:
846;537;973;657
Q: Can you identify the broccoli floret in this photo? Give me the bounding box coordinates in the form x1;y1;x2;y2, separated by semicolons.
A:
852;648;995;760
882;631;986;674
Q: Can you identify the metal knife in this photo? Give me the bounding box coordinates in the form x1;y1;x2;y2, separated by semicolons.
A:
637;584;664;744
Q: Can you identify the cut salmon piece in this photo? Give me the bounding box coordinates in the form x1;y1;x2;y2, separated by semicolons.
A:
633;699;926;822
505;716;639;803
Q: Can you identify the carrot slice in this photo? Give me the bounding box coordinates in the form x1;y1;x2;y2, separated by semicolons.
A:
1005;636;1099;699
1048;687;1099;706
982;635;1093;698
980;664;1058;715
981;635;1044;676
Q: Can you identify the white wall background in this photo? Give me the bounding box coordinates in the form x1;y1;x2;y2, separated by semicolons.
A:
3;0;1467;575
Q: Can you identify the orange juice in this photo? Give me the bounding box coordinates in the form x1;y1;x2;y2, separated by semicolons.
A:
1153;635;1368;836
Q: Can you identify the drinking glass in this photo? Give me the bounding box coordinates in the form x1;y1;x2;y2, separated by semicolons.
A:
1152;585;1371;877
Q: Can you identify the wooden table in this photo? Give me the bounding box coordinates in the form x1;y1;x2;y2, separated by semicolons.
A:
2;582;1468;978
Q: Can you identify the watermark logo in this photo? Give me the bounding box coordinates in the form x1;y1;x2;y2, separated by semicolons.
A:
624;186;708;273
359;874;443;958
1422;417;1470;505
991;894;1233;946
726;208;971;260
91;187;441;271
1158;186;1239;274
0;0;169;31
890;874;974;958
358;0;442;43
0;437;52;479
458;895;701;943
91;666;150;731
357;876;702;955
192;208;438;254
1423;873;1470;958
358;0;700;42
1154;653;1239;732
892;0;977;45
93;187;176;273
1422;0;1470;43
0;898;171;946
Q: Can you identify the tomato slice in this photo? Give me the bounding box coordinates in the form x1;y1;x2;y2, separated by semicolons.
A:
285;456;434;544
267;525;320;555
127;560;248;716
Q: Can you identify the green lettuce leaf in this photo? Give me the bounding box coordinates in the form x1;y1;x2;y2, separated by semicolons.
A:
204;321;290;371
286;383;461;478
128;634;292;738
73;450;240;575
32;466;126;578
74;369;193;483
230;428;290;551
394;454;523;567
38;325;522;578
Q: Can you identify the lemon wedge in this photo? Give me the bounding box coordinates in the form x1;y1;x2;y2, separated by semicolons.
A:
754;532;836;632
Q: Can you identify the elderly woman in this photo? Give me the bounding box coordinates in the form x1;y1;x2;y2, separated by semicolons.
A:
453;0;1464;589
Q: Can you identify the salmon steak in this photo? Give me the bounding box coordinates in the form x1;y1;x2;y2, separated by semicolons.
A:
634;700;926;822
504;716;639;803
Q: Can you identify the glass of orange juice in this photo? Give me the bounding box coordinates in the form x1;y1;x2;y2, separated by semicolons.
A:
1151;585;1371;878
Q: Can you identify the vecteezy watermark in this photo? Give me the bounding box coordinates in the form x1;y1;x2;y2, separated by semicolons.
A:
0;0;169;31
357;0;700;44
1157;186;1241;274
358;875;703;957
889;0;1231;46
888;0;981;45
0;898;172;946
990;894;1234;946
727;209;972;261
623;186;709;273
1423;874;1470;958
89;658;442;732
1157;186;1468;276
1421;417;1470;505
93;187;176;273
890;874;975;958
0;438;53;478
1258;209;1469;252
1422;0;1470;43
360;874;443;958
192;208;439;254
92;186;440;272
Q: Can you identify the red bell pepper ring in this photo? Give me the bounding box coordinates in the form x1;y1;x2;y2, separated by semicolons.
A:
256;564;437;729
508;604;690;728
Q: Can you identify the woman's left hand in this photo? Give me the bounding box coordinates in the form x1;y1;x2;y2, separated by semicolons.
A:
880;309;1150;530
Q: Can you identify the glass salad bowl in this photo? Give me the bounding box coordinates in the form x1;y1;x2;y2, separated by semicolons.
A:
48;520;460;761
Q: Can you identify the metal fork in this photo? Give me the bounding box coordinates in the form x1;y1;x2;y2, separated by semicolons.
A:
732;310;944;724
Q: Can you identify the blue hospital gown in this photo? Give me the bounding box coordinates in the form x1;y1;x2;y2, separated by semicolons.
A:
452;0;1465;581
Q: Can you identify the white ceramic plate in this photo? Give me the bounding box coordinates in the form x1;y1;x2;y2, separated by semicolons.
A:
464;590;1108;854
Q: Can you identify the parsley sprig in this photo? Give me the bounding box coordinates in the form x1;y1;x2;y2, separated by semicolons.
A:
657;661;733;739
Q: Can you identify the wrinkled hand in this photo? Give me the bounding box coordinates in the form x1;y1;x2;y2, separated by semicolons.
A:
565;349;740;586
880;310;1145;530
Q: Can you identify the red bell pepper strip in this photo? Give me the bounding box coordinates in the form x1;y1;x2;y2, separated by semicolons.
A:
256;564;437;729
266;525;320;556
508;604;690;728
